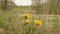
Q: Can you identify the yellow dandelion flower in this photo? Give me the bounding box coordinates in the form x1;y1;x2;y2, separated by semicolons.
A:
24;20;30;25
34;20;42;25
22;13;30;19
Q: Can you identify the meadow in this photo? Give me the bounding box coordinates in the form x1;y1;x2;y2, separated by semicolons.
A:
0;8;60;34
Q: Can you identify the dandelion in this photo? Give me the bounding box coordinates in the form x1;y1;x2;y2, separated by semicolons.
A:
22;13;30;19
24;20;30;25
34;20;42;25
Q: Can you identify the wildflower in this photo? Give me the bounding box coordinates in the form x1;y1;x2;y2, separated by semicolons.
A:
22;13;30;19
34;20;42;25
24;20;30;25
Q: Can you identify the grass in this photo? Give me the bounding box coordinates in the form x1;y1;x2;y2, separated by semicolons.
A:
0;9;60;34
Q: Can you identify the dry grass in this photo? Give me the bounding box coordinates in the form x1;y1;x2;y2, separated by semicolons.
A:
0;9;60;34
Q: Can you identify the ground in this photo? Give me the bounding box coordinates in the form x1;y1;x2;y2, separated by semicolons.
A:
0;7;60;34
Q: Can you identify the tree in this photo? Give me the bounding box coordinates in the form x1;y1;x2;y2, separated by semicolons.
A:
49;0;60;14
32;0;41;14
1;0;7;10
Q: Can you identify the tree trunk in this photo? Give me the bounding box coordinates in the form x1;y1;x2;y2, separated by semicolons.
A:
1;0;7;10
